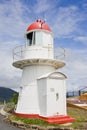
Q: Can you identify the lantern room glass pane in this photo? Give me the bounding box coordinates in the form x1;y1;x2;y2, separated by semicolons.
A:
42;32;52;46
35;31;42;45
26;31;53;46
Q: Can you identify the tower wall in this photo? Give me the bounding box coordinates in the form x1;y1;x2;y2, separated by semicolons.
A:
15;65;56;114
21;65;55;86
13;19;68;120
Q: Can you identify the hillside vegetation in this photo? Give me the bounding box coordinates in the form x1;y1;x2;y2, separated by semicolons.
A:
0;87;18;102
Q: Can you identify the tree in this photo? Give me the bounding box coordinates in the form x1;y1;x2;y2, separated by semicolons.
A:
10;93;18;104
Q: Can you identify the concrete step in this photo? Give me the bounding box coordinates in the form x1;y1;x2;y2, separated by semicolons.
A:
39;115;75;124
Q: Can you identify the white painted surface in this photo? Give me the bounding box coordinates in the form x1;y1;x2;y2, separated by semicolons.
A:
37;78;47;116
34;30;53;46
13;30;54;61
13;59;65;69
47;79;66;116
37;72;67;117
22;45;53;59
15;65;55;114
15;83;39;114
21;65;55;86
14;28;67;117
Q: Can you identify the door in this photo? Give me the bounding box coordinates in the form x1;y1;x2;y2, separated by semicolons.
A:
47;79;65;116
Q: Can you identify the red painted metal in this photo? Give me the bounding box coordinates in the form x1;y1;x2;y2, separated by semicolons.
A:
27;19;51;32
15;113;39;118
14;112;75;124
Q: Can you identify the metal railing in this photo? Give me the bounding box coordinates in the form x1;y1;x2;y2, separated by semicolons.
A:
54;48;66;60
12;45;26;61
12;45;66;62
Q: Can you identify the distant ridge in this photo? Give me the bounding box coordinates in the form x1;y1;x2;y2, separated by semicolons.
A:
0;87;18;102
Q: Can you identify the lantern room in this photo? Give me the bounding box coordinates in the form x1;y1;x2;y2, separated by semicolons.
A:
25;19;53;47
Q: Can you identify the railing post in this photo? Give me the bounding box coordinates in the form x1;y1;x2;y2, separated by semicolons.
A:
12;49;14;61
64;49;66;58
21;45;22;60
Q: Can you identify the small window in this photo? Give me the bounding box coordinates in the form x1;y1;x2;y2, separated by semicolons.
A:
56;93;59;101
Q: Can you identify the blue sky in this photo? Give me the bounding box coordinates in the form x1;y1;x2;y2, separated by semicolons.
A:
0;0;87;91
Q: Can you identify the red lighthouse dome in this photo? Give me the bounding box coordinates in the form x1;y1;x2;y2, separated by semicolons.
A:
27;19;51;32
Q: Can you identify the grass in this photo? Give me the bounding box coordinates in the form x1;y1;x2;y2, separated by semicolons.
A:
10;115;60;128
9;107;87;129
4;102;15;113
67;107;87;129
5;102;87;129
0;102;3;105
11;116;48;125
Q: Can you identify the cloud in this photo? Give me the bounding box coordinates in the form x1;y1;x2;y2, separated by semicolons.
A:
60;49;87;91
0;0;30;90
34;0;51;13
0;0;31;40
33;0;59;14
51;6;85;38
74;36;87;46
0;40;22;90
82;3;87;10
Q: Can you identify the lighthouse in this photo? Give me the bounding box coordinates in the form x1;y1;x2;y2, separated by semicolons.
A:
13;19;74;123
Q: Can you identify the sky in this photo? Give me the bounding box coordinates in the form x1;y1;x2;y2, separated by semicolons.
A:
0;0;87;92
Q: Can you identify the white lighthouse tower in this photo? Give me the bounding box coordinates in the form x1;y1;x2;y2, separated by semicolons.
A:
13;19;74;123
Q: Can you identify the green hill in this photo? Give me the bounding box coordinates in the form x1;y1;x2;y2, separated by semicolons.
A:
0;87;18;102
